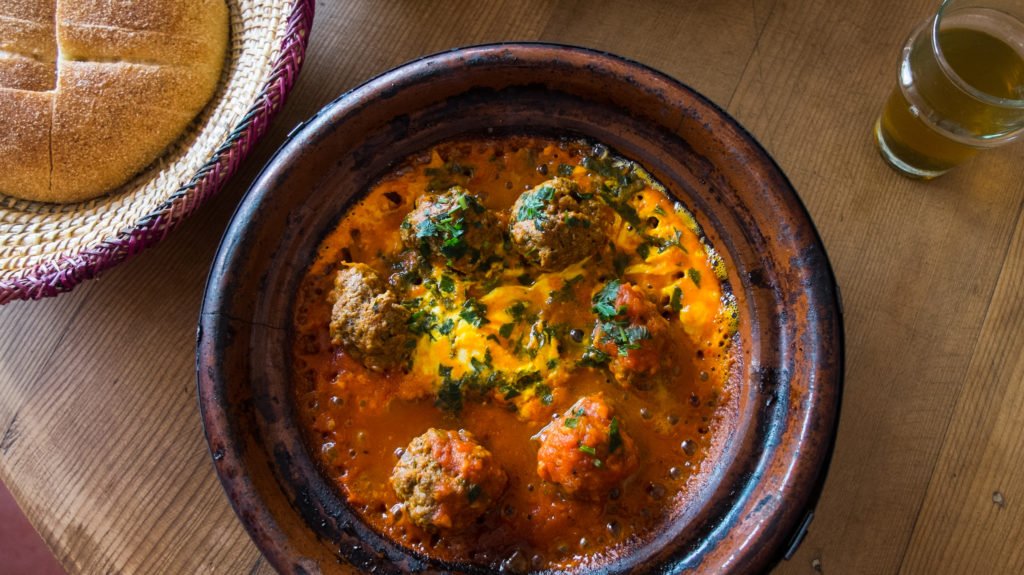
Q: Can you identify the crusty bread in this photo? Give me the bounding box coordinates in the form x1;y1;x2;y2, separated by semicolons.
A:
0;0;227;203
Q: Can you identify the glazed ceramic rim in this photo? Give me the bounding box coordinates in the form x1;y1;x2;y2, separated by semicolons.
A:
198;42;844;574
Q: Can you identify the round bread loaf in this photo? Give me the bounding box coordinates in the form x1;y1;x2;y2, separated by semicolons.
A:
0;0;228;203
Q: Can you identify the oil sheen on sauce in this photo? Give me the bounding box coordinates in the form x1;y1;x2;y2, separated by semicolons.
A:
292;137;739;572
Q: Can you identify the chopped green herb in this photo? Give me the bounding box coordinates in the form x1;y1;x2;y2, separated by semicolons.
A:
592;279;622;320
579;444;597;456
459;298;489;327
435;365;462;412
557;163;574;176
580;154;617;178
653;205;667;216
438;275;455;293
670;286;683;313
579;346;611;368
608;417;623;453
637;242;651;260
438;317;455;335
564;407;586;428
598;320;651;357
688;267;702;288
408;190;490;265
467;484;483;503
470;355;488;373
506;301;528;321
600;191;642;227
657;228;687;254
515;184;555;225
546;358;559;370
499;322;515;339
536;383;554;405
593;458;604;468
407;309;438;338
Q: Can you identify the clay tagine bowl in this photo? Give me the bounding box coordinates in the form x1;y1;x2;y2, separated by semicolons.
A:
197;43;843;574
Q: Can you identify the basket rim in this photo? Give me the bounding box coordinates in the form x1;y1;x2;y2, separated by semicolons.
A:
0;0;316;305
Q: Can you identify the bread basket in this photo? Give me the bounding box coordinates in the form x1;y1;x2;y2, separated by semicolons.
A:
0;0;315;304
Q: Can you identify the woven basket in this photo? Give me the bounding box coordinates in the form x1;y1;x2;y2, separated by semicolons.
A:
0;0;315;304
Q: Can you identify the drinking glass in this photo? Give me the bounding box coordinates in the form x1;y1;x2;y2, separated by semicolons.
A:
874;0;1024;179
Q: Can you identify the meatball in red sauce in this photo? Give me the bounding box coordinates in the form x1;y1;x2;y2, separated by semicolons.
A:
590;280;672;388
391;429;508;530
535;395;639;500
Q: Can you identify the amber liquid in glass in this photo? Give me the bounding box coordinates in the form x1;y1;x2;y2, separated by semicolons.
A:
877;24;1024;177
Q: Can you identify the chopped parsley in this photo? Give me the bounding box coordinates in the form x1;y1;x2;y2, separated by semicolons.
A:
411;190;486;264
564;407;586;429
459;298;489;327
498;322;515;339
506;300;528;321
578;444;597;456
515;183;555;225
437;317;455;335
535;383;554;405
608;417;623;453
657;228;687;254
599;321;651;356
592;279;622;320
637;242;651;260
688;267;702;288
579;346;611;368
469;352;491;373
438;274;455;293
436;365;462;412
407;308;438;338
669;286;683;313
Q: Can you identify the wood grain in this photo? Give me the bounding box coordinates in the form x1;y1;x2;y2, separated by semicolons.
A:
728;0;1024;573
0;0;1022;573
898;208;1024;574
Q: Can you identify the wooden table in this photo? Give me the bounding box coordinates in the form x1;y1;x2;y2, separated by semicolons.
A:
2;1;1022;573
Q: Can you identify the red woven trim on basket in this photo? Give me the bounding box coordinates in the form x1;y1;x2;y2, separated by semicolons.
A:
0;0;316;305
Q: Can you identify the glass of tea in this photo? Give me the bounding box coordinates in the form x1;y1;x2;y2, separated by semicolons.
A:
875;0;1024;179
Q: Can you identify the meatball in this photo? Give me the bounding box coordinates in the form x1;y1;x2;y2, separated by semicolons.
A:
400;187;504;274
509;177;612;271
328;263;413;371
535;395;639;500
590;280;671;388
390;428;508;530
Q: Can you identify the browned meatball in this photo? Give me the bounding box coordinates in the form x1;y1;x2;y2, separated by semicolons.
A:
390;428;508;530
588;280;671;388
400;186;504;274
509;177;612;271
535;395;639;500
328;263;413;371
